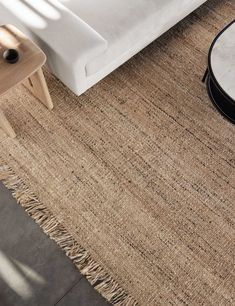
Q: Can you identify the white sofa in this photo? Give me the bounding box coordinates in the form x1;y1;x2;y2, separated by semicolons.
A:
0;0;207;96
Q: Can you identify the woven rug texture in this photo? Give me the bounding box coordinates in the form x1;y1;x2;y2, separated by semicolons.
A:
0;1;234;305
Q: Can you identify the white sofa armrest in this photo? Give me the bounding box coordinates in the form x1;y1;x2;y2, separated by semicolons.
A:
0;0;108;94
0;0;107;64
39;1;108;64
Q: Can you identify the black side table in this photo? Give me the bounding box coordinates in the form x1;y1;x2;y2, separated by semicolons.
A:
203;20;235;123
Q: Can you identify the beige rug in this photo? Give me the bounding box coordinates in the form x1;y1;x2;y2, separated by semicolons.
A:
0;1;234;305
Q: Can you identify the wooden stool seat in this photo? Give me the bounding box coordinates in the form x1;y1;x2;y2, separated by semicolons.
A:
0;24;53;138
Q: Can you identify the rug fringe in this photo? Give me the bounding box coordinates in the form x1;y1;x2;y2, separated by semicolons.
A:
0;161;138;306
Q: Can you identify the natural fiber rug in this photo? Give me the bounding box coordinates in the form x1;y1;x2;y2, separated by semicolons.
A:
0;1;234;305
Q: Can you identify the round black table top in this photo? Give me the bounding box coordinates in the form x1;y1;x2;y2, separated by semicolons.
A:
208;20;235;103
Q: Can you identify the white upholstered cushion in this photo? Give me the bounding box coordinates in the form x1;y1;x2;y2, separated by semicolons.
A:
61;0;207;76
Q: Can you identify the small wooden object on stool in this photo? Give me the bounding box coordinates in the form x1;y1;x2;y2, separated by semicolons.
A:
0;24;53;138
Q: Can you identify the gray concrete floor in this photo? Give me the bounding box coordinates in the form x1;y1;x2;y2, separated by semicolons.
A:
0;182;110;306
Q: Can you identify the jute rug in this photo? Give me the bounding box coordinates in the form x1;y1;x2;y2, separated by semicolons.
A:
0;1;234;305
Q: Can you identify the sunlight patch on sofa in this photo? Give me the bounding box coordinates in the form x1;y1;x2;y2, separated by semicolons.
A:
0;0;47;29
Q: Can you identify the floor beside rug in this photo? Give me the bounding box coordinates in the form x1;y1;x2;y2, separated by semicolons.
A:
0;182;110;306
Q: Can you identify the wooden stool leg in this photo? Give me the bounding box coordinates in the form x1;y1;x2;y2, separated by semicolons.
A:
24;68;54;110
0;109;16;138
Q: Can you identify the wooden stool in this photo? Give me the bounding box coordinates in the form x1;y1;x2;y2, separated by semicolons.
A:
0;24;53;138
